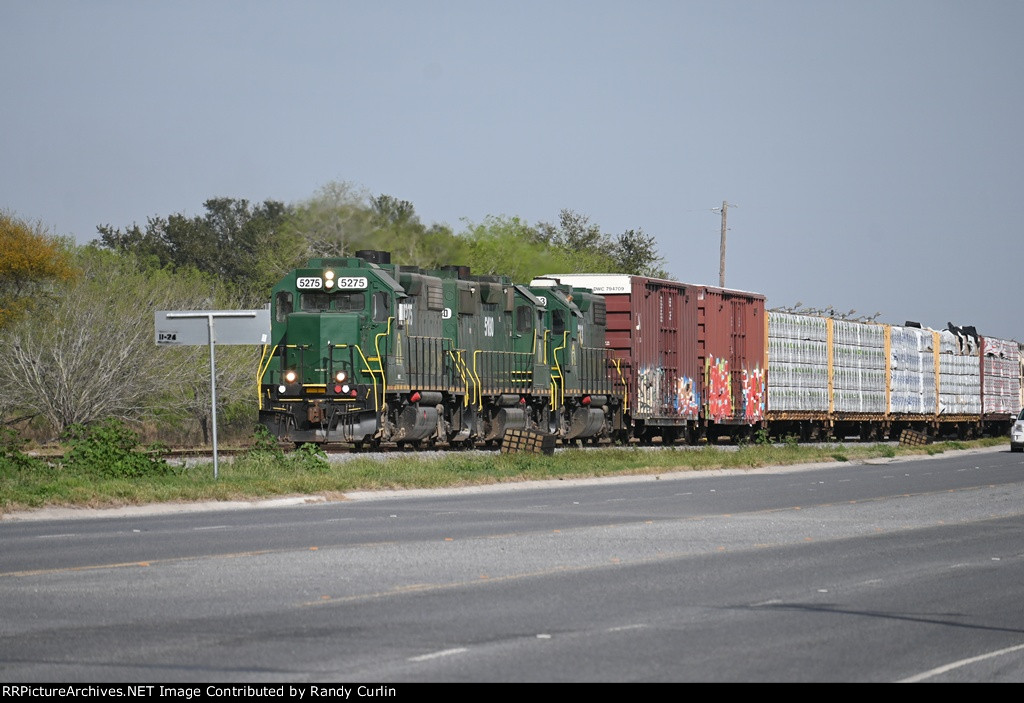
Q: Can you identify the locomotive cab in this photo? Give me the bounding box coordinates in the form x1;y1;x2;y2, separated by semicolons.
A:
259;252;404;444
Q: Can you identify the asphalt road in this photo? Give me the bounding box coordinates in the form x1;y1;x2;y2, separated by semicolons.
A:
2;447;1023;682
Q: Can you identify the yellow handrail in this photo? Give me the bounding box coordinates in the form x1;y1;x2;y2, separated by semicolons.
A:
471;350;484;410
448;349;471;406
353;344;380;411
552;332;569;407
257;344;272;410
457;350;475;407
373;317;393;406
612;357;629;414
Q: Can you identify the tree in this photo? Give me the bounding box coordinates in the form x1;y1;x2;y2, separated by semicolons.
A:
96;198;300;304
536;209;611;252
532;209;668;276
0;247;252;436
285;181;378;259
0;211;76;329
459;215;564;281
288;182;468;269
613;228;668;278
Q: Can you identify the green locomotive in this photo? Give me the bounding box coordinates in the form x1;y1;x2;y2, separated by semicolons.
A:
258;251;626;447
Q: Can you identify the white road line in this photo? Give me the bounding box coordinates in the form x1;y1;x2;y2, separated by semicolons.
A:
408;647;468;662
607;624;648;632
898;642;1024;683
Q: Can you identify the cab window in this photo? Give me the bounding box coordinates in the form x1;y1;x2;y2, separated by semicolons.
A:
300;292;330;312
516;305;533;334
333;292;365;311
552;309;566;336
372;292;390;323
275;292;293;322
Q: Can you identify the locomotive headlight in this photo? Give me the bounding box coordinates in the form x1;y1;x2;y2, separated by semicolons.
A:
324;278;334;289
335;371;347;383
278;385;287;394
325;270;335;280
284;370;298;384
341;384;351;394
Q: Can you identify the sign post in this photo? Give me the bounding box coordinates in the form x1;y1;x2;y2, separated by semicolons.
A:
156;309;271;479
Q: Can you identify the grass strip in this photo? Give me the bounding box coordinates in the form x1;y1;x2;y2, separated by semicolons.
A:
0;437;1008;515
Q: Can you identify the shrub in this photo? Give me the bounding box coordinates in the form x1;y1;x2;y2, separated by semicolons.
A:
61;418;173;478
0;427;48;474
290;442;329;473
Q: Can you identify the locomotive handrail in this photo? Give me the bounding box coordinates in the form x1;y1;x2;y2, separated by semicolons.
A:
471;350;484;410
352;343;380;411
373;318;393;407
611;356;629;414
551;331;570;408
257;344;272;410
448;349;473;406
458;350;476;408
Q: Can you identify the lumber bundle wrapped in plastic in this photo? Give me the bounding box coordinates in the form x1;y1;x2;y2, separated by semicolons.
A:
982;337;1022;416
937;329;980;415
832;320;887;413
767;312;828;412
889;326;936;415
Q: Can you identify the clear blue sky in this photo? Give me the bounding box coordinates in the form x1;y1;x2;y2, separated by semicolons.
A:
3;0;1021;339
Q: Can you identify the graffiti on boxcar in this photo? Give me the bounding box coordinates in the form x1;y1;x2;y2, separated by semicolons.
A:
674;376;700;418
637;367;700;418
706;357;732;422
742;366;765;422
636;366;662;416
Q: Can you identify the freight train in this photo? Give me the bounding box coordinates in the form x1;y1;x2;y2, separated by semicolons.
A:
257;250;1022;447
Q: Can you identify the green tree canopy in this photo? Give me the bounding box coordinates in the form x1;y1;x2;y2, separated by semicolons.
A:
458;209;668;281
287;181;469;268
96;198;300;304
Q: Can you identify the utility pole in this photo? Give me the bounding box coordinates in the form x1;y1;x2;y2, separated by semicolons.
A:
718;200;729;287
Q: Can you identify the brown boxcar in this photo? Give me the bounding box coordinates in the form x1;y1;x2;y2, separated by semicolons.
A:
698;286;767;428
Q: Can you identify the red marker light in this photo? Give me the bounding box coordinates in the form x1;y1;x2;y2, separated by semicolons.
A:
410;391;421;404
334;384;343;393
349;390;358;397
582;395;592;405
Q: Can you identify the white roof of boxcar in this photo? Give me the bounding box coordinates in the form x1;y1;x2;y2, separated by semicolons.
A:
530;274;632;294
534;273;764;297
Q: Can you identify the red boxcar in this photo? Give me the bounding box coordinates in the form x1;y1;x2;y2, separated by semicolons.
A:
699;286;767;428
534;274;766;441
